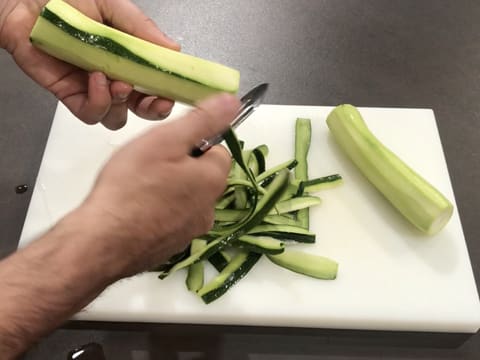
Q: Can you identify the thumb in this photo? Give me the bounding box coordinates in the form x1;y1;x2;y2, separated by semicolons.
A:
171;94;241;153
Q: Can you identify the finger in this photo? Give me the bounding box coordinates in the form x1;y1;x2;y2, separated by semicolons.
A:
99;0;180;50
99;81;132;130
9;23;112;126
82;72;112;124
199;145;232;180
11;42;95;122
128;93;174;120
169;93;241;151
101;103;129;130
110;81;133;105
61;72;111;125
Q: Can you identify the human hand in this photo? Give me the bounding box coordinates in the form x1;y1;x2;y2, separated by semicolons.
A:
76;93;240;277
0;94;239;358
0;0;180;129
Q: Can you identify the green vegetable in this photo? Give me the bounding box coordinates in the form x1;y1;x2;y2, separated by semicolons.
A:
158;123;341;303
268;250;338;280
294;118;312;228
294;174;343;196
262;214;301;226
185;239;206;292
157;168;290;279
208;251;231;272
272;196;322;215
248;224;316;243
234;235;285;255
198;252;262;304
327;104;453;235
214;196;320;223
30;0;239;104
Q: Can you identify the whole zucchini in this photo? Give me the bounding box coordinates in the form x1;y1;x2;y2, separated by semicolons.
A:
327;104;453;235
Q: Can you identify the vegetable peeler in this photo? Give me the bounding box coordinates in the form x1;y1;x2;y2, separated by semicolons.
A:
191;83;269;156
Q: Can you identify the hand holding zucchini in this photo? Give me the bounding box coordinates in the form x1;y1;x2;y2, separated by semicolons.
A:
30;0;240;104
327;104;453;235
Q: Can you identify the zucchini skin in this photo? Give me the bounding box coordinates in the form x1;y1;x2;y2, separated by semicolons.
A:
327;104;453;235
208;251;230;272
199;252;262;304
41;8;154;70
295;174;343;196
248;224;316;243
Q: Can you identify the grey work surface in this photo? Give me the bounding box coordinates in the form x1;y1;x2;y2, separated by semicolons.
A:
0;0;479;359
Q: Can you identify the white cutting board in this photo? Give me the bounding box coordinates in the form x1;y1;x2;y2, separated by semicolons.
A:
19;102;480;333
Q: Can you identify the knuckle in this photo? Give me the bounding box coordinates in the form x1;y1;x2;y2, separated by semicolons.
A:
212;169;229;190
218;147;233;173
199;210;215;233
207;148;233;177
144;17;157;28
189;106;217;135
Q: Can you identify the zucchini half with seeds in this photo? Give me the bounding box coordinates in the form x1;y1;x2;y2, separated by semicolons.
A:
30;0;240;104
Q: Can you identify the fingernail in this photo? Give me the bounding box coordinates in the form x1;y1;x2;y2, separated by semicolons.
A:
161;31;180;50
115;92;129;103
158;110;172;119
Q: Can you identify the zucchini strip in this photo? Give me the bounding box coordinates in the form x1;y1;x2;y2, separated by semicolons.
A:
215;196;321;222
255;159;298;184
267;250;338;280
270;196;321;215
234;235;285;255
223;129;259;228
251;145;269;175
263;214;301;227
215;193;235;209
225;180;267;195
248;224;316;243
295;174;343;196
198;252;262;304
215;208;247;222
186;239;207;292
294;118;312;228
208;251;231;272
233;150;250;208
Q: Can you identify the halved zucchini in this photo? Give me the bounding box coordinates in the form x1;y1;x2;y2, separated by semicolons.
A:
30;0;240;104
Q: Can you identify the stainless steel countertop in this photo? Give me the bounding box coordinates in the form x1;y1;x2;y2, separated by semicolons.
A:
1;1;479;359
